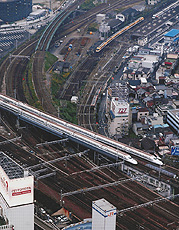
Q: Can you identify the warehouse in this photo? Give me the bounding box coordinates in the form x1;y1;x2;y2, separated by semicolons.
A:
28;9;47;20
164;29;179;43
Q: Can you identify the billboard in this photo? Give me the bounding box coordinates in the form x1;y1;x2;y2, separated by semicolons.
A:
0;166;34;207
111;98;129;117
171;146;179;156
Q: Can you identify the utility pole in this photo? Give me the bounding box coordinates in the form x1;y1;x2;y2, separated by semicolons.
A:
14;88;16;99
49;0;52;11
58;106;60;118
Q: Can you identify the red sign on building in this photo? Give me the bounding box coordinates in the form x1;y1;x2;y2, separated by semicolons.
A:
118;108;127;114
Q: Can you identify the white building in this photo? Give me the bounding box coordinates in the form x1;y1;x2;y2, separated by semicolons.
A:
167;109;179;135
92;198;116;230
99;23;110;40
28;9;46;20
147;113;164;127
141;54;159;71
137;108;149;121
147;0;160;5
0;152;34;230
109;97;130;137
108;82;130;137
138;36;148;46
96;14;105;24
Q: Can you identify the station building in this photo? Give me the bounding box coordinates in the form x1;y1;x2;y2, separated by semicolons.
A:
0;151;34;229
0;0;32;23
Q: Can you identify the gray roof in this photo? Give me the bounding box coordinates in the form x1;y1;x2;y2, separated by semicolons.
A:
0;151;24;179
135;122;143;128
155;85;167;91
108;19;122;28
143;96;153;102
137;88;146;94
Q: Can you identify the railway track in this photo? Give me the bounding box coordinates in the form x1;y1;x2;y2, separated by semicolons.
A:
77;39;130;131
0;38;38;98
0;1;178;229
0;0;143;116
0;112;179;230
52;0;144;43
31;0;142;115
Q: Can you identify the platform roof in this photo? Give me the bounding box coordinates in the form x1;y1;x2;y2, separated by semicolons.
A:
0;151;24;179
164;29;179;38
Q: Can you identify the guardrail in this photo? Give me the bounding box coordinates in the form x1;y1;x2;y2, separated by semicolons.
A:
35;10;65;51
46;11;72;51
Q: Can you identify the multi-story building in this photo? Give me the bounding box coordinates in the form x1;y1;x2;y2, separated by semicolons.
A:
167;109;179;135
108;82;131;138
0;151;34;229
164;29;179;43
156;104;175;122
0;0;32;22
147;113;163;127
137;107;149;121
92;198;116;230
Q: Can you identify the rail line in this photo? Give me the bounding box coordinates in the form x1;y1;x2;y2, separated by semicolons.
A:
0;111;179;230
96;17;144;52
0;94;164;167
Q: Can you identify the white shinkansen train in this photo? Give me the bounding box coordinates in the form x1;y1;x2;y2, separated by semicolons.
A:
0;94;137;165
0;94;163;165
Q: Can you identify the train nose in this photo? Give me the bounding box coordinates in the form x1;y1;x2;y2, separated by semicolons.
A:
133;159;138;165
156;159;163;166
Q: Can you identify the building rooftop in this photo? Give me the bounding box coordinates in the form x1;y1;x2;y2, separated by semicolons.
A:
0;151;24;179
109;82;128;99
168;109;179;118
128;80;141;86
164;29;179;38
138;107;149;112
108;19;122;28
30;9;46;16
62;219;92;230
158;104;174;111
93;198;116;211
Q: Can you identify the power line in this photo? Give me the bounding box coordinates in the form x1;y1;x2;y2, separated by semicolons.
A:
27;149;90;170
118;194;179;215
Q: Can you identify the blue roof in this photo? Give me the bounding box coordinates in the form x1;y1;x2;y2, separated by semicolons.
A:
153;124;169;129
173;37;179;42
62;221;92;230
164;29;179;38
163;124;169;128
